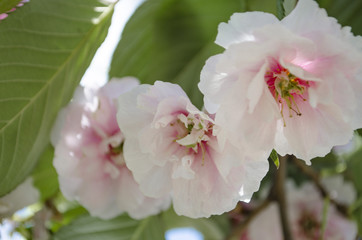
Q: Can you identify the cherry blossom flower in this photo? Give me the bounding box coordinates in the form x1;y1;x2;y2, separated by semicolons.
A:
246;182;357;240
117;81;269;218
321;176;356;206
199;0;362;163
0;178;39;219
51;78;170;220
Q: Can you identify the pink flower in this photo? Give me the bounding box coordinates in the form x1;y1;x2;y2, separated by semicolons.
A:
247;182;357;240
117;81;269;218
199;0;362;163
51;78;170;220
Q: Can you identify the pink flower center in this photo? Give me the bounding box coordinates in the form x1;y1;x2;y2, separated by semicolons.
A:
265;61;309;126
103;132;125;170
297;211;321;239
172;113;213;165
107;141;123;157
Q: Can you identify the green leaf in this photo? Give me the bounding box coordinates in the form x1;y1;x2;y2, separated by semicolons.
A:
162;208;230;240
276;0;285;19
317;0;362;35
109;0;243;108
357;129;362;137
53;214;165;240
352;197;362;235
0;0;22;14
320;197;330;240
346;148;362;192
283;0;297;15
0;0;115;196
269;149;280;169
32;145;59;201
245;0;277;14
50;205;88;232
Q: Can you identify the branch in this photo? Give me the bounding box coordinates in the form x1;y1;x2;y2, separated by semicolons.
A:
273;155;294;240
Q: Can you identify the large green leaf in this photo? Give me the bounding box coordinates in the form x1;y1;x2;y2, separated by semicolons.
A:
109;0;244;108
0;0;115;196
53;214;165;240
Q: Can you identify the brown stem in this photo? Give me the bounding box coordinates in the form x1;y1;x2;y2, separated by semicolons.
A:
225;200;271;240
274;155;294;240
292;156;348;216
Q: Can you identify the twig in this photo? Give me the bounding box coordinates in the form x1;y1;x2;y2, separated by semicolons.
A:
274;155;294;240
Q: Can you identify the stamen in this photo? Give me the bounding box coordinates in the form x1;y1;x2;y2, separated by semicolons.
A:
298;95;307;101
279;100;286;127
291;96;302;116
200;142;206;166
173;113;213;166
265;62;309;123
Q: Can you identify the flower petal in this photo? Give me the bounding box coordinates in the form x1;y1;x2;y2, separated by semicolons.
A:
216;12;279;48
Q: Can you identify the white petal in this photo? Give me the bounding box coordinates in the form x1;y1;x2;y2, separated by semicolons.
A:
116;168;170;219
100;77;139;100
117;85;152;137
172;155;195;180
216;12;279;48
247;61;268;113
282;0;342;37
122;138;155;183
276;102;353;162
139;164;173;198
321;176;356;206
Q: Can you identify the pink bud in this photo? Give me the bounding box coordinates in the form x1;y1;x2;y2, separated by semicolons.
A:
6;8;16;13
0;13;8;20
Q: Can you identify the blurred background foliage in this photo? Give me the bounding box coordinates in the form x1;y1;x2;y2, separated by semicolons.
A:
1;0;362;239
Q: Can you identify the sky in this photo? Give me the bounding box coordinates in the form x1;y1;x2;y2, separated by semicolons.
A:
80;0;144;88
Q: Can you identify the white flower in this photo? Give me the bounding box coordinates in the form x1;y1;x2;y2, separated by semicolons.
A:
51;77;170;220
0;178;39;219
199;0;362;163
321;176;356;206
247;182;357;240
117;81;269;218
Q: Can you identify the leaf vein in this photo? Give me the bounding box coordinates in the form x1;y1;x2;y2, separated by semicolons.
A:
0;97;31;103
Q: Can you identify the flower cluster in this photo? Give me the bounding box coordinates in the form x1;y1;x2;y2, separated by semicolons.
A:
52;0;362;221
